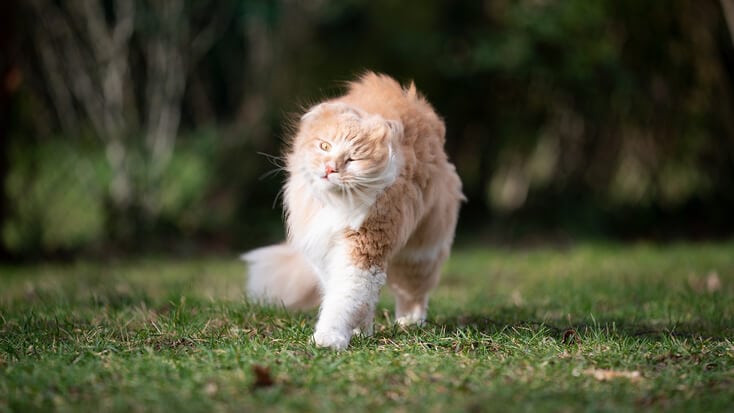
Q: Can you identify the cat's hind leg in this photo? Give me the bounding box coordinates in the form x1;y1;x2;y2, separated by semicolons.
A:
387;251;444;326
352;311;375;337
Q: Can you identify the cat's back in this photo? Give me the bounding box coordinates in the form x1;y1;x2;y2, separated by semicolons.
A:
338;72;446;149
339;72;410;117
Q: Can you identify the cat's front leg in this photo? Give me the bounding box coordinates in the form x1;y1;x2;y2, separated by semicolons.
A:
313;250;385;350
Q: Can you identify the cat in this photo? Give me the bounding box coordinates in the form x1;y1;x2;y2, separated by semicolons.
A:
243;72;463;350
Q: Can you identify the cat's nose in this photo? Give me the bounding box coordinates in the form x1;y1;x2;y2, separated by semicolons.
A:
325;165;336;176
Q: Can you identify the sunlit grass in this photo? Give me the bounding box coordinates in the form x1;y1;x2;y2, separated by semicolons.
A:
1;242;733;412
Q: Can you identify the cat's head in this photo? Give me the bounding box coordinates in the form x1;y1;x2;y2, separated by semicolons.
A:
291;102;402;201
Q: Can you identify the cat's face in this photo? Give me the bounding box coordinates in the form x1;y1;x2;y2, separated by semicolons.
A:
293;103;402;198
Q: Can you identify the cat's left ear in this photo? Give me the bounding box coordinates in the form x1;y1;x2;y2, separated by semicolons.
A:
384;119;403;142
372;115;403;144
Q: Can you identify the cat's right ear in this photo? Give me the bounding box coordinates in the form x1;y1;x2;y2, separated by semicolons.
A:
300;104;324;123
301;102;363;123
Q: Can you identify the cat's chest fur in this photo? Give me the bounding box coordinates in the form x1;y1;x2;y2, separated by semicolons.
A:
285;175;373;275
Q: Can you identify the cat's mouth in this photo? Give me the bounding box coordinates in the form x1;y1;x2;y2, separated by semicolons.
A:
318;172;343;190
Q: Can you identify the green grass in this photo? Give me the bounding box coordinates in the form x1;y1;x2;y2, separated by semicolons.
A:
1;242;733;412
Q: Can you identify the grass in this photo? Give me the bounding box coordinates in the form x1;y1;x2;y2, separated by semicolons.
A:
1;241;733;412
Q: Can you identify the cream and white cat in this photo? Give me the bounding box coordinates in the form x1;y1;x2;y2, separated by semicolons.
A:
243;72;463;350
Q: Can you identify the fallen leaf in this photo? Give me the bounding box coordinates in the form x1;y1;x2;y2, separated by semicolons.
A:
562;329;581;345
252;364;274;388
584;368;642;382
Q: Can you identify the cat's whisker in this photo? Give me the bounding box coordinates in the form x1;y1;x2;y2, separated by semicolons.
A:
257;151;287;167
355;181;390;188
256;152;288;181
339;182;352;205
339;183;385;207
272;186;286;209
349;182;386;191
345;185;356;208
345;175;385;184
340;181;371;207
351;175;388;184
351;187;374;206
349;188;357;209
259;166;286;180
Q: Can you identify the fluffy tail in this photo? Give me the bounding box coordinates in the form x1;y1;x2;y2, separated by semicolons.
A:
241;243;321;310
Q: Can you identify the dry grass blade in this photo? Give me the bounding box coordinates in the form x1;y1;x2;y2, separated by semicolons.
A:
584;369;643;382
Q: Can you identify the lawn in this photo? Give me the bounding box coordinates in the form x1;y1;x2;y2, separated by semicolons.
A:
1;242;733;412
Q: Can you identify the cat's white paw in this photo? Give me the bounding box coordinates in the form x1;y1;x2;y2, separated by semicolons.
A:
313;330;351;350
396;314;425;327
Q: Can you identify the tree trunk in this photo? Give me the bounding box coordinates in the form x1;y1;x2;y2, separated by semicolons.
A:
0;0;19;260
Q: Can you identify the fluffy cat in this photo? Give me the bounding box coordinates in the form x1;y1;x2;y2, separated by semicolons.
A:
243;72;463;350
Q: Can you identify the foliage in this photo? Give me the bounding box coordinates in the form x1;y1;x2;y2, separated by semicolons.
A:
5;0;734;254
1;242;733;411
2;130;275;255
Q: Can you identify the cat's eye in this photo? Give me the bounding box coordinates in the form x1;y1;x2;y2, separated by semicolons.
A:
319;141;331;152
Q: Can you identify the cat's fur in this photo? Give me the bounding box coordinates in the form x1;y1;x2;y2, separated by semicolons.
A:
243;72;463;350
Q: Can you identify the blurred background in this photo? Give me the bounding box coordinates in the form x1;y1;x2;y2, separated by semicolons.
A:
1;0;734;260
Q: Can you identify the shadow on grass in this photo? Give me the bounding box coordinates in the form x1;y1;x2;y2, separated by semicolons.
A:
423;306;734;342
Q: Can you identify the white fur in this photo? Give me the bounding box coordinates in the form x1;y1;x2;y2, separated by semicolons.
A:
291;188;383;350
394;295;429;326
313;243;386;350
241;244;320;310
287;173;373;274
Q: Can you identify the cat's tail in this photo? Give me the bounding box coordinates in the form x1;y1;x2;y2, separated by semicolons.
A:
241;243;321;310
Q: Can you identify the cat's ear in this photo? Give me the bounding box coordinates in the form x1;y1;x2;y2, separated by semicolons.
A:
300;103;324;122
364;115;403;143
301;102;363;123
384;119;403;142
